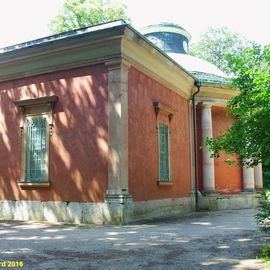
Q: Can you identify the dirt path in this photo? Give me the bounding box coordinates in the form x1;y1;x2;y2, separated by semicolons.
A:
0;209;269;269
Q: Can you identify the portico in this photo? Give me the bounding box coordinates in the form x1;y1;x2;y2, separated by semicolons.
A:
199;99;263;195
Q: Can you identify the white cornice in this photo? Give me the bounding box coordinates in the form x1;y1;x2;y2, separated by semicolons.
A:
121;28;195;99
191;84;239;106
0;27;125;82
0;23;236;104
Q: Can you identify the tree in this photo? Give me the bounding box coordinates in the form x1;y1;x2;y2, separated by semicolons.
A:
205;44;270;167
189;27;249;74
50;0;130;34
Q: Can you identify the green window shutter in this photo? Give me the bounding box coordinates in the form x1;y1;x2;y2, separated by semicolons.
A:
26;117;47;181
159;123;169;181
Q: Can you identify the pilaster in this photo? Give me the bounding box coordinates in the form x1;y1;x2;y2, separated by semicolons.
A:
105;59;133;224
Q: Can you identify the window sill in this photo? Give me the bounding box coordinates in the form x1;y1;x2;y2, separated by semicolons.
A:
157;180;173;186
18;181;51;188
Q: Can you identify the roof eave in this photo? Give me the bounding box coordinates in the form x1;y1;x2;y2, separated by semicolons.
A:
0;21;127;82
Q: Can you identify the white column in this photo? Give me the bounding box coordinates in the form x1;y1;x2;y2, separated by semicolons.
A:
254;163;263;190
201;103;216;194
242;165;255;192
189;101;195;192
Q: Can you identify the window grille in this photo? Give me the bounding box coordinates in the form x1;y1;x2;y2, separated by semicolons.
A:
25;117;47;181
159;123;169;181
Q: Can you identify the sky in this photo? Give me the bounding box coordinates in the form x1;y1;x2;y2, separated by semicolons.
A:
0;0;269;49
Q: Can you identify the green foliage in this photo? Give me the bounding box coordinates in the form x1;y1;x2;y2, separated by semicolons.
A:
263;166;270;188
50;0;130;34
256;189;270;231
260;244;270;264
206;44;270;167
189;27;250;74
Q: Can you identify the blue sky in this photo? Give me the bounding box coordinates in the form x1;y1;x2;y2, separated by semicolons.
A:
0;0;269;48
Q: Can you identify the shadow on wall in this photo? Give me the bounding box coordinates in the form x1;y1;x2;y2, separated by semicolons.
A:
0;64;112;204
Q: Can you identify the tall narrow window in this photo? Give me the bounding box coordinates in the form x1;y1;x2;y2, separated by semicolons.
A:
14;95;58;187
153;101;175;185
159;123;170;181
26;116;48;182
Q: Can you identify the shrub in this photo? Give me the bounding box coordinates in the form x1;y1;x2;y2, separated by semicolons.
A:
259;244;270;264
256;189;270;231
263;165;270;188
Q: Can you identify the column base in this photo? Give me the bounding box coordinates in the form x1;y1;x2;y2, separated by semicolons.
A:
104;192;133;224
202;190;219;197
241;189;256;193
190;190;202;197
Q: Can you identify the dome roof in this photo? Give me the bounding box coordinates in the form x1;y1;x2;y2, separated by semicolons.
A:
140;22;230;84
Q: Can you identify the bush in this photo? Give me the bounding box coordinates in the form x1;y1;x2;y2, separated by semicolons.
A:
263;165;270;188
259;244;270;264
256;189;270;231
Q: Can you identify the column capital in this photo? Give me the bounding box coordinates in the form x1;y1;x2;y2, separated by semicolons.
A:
105;59;131;71
201;102;213;109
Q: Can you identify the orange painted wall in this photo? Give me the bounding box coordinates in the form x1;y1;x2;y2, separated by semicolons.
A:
128;67;192;202
0;65;108;202
212;106;242;194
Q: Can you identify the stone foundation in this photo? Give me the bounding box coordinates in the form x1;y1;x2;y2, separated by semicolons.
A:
132;197;195;222
0;193;259;225
0;200;109;225
0;197;194;225
199;192;259;211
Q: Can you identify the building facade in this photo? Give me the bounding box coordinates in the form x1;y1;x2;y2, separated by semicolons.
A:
0;21;263;224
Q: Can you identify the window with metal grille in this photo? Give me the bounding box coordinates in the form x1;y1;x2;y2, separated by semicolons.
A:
25;116;47;181
159;123;170;181
14;95;58;187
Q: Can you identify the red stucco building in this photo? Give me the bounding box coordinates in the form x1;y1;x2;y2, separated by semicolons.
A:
0;21;262;224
